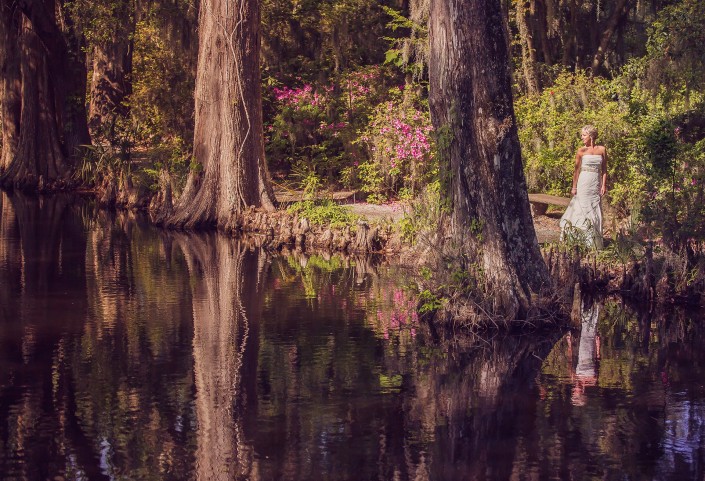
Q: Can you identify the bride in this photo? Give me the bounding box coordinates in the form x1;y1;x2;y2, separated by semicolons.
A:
560;125;608;248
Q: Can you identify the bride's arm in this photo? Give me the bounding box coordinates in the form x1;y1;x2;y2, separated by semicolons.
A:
600;148;608;196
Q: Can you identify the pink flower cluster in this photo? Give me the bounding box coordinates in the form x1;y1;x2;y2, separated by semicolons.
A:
273;84;324;110
347;80;371;104
375;105;433;167
343;67;382;104
318;121;348;138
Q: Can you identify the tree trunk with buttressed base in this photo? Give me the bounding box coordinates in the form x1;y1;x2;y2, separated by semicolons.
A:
164;0;276;231
0;0;90;191
428;0;553;320
0;5;21;174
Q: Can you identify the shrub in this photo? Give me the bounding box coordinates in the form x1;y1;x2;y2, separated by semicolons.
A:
356;89;435;199
264;66;393;184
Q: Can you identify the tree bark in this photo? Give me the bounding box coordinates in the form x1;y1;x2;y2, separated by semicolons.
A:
88;0;134;143
1;0;90;190
0;5;21;174
165;0;276;231
516;0;540;94
428;0;552;319
1;15;66;190
591;0;632;73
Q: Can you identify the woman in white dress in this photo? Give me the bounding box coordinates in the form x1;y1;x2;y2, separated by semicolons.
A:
560;125;608;249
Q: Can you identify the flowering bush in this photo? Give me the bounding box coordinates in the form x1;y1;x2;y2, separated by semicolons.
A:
355;92;435;201
272;84;325;109
264;66;392;182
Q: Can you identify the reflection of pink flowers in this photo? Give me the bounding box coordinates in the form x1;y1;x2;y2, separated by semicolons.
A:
368;287;420;341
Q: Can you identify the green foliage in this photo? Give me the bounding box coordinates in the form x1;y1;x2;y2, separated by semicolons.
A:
287;200;359;228
141;137;192;193
285;170;360;227
261;0;393;75
639;0;705;99
640;131;705;249
398;181;442;245
515;71;637;204
468;218;483;242
65;0;133;46
418;289;445;314
131;11;195;150
558;221;596;254
381;7;428;79
74;144;129;185
598;230;645;272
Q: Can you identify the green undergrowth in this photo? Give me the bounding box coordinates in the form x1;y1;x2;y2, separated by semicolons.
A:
287;199;360;228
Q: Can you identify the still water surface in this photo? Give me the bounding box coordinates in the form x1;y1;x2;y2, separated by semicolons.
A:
1;191;705;480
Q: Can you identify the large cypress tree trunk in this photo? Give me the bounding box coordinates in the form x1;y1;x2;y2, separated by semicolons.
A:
0;6;21;174
1;0;90;191
1;15;66;191
428;0;552;319
165;0;276;231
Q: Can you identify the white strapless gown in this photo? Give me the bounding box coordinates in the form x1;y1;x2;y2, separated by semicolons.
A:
560;154;603;249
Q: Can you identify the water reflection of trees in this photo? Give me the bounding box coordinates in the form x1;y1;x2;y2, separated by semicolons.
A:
3;192;705;480
0;191;97;479
537;299;705;480
176;234;265;480
0;195;197;478
253;255;560;480
256;258;705;480
73;210;196;478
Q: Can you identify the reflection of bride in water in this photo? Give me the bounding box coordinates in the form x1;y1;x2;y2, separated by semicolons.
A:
571;300;601;406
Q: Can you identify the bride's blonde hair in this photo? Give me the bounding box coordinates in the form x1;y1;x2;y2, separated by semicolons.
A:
581;125;598;141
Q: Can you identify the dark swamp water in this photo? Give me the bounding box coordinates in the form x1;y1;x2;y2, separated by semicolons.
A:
1;191;705;481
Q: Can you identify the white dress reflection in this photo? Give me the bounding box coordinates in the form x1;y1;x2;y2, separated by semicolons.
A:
572;300;601;406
